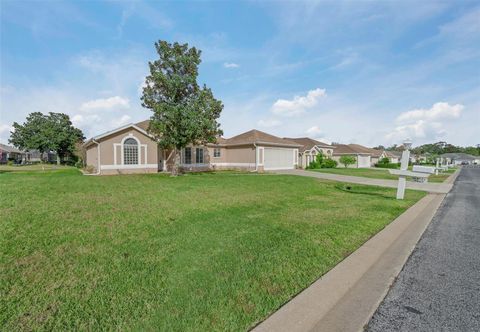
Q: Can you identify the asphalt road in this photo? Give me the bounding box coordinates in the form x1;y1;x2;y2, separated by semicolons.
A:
367;166;480;332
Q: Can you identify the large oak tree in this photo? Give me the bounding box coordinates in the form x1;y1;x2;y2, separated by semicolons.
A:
141;40;223;174
9;112;84;164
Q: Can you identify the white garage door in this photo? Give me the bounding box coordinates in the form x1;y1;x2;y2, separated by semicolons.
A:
264;147;295;170
357;155;371;168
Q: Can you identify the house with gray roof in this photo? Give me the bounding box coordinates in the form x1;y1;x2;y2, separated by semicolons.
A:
440;153;478;165
0;143;25;164
284;137;335;169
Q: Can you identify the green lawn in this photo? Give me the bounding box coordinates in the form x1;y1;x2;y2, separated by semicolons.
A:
0;164;72;172
309;167;455;183
1;168;424;331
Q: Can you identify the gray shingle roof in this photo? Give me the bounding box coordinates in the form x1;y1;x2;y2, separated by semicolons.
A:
0;143;24;154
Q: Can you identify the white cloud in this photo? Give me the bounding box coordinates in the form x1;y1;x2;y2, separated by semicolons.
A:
80;96;130;112
306;125;324;137
111;114;132;127
223;62;239;68
396;102;463;123
257;119;281;128
271;88;326;117
0;124;12;135
0;124;13;143
387;102;464;143
71;114;101;127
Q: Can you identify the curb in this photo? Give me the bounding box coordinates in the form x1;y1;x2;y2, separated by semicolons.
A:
444;167;460;184
252;191;450;332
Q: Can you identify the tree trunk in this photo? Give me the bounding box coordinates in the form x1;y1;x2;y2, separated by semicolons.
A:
56;153;60;165
171;148;181;176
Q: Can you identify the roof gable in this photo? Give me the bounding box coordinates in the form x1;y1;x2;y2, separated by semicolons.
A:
225;129;301;147
332;144;370;155
0;143;24;153
84;123;155;147
285;137;334;152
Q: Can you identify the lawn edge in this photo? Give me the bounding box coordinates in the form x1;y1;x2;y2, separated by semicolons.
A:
252;189;449;332
444;167;461;184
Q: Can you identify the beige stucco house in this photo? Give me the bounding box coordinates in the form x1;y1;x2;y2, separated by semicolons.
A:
331;143;400;167
347;144;396;166
83;121;301;175
331;144;372;168
285;137;335;168
384;151;400;164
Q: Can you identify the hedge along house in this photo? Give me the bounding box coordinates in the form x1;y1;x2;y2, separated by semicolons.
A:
83;121;301;175
285;137;335;169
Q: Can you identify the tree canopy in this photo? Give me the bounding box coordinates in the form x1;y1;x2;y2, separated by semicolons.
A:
141;40;223;173
339;155;356;168
412;142;480;156
9;112;84;163
386;141;479;156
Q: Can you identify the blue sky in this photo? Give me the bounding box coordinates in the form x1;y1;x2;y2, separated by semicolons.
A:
1;0;479;147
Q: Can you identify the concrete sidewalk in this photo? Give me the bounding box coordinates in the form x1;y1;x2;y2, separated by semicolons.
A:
274;169;453;194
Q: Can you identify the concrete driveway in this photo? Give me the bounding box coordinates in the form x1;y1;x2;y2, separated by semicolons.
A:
275;169;453;194
367;166;480;331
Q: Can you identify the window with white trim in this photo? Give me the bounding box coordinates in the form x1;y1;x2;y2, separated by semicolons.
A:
213;147;221;158
184;147;192;164
196;148;204;164
123;138;138;165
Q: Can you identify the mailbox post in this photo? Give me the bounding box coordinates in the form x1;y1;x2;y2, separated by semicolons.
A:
396;138;412;199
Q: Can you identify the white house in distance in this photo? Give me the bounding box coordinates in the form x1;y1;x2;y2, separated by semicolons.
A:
285;137;335;169
331;144;372;168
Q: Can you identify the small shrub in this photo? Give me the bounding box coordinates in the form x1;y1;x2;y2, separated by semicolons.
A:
75;158;84;168
339;155;356;168
306;152;337;169
321;159;337;168
84;165;95;174
375;162;399;169
378;157;390;164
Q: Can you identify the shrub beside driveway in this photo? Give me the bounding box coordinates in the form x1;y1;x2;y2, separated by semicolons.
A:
0;169;424;330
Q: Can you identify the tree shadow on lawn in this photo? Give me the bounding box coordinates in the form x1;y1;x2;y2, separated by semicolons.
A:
334;183;398;200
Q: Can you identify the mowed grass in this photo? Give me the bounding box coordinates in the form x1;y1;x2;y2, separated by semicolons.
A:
0;164;72;173
310;167;455;183
1;168;424;331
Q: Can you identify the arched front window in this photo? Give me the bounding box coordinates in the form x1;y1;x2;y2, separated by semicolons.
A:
123;138;138;165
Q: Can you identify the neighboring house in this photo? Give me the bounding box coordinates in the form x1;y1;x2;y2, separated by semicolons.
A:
0;143;25;164
410;153;429;164
83;121;301;175
285;137;335;169
346;144;402;165
25;150;57;163
331;143;398;167
331;144;372;168
348;144;386;166
386;150;402;163
440;153;477;165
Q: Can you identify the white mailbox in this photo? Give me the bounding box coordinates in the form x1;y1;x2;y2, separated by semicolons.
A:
412;165;435;174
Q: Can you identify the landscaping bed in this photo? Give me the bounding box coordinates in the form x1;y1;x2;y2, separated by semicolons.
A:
1;169;424;331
